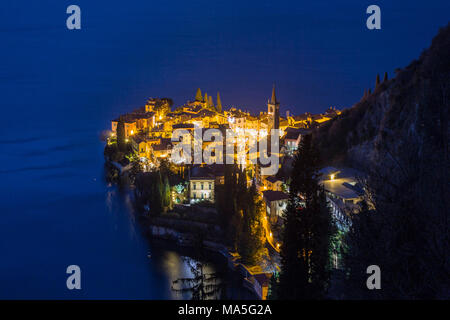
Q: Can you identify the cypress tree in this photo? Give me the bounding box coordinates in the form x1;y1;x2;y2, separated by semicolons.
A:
237;168;247;209
204;93;208;106
277;134;336;299
151;171;164;215
208;96;214;110
135;171;164;215
162;174;171;211
195;88;203;101
116;116;126;152
343;200;376;298
375;74;381;88
218;164;241;249
238;181;265;265
278;194;308;299
216;92;223;113
383;72;388;82
267;272;279;300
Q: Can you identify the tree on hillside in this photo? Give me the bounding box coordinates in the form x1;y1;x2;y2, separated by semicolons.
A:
238;181;266;266
277;134;336;299
375;74;381;88
278;194;308;298
237;168;247;209
162;174;171;211
161;98;174;108
267;272;280;300
216;92;223;113
134;171;163;215
116;116;127;152
342;200;381;298
344;135;450;299
208;95;214;110
195;88;203;102
229;164;242;250
383;72;388;82
216;164;241;250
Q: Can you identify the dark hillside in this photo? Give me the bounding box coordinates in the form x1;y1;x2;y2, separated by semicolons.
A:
313;23;450;169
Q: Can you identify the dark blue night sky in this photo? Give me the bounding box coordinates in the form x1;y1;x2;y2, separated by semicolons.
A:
0;1;448;299
1;0;449;122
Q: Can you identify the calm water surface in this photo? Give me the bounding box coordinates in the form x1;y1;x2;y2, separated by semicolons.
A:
0;127;227;299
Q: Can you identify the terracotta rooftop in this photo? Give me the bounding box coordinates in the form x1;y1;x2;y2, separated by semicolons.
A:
262;190;289;202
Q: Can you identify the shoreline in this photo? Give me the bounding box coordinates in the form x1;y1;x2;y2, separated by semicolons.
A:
146;237;258;300
105;158;271;300
144;220;268;300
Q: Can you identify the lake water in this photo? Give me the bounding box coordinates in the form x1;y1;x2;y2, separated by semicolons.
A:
0;1;258;299
0;126;228;299
0;1;226;300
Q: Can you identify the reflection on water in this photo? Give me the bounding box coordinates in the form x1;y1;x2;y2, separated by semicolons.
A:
0;130;227;299
157;251;222;300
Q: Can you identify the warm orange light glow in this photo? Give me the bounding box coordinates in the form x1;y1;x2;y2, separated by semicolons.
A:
269;232;272;238
330;174;335;180
130;130;134;135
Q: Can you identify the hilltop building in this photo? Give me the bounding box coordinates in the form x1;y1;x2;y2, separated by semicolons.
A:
189;166;215;203
320;167;364;228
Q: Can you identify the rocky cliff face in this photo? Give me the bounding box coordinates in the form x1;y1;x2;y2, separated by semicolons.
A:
313;23;449;170
312;25;449;299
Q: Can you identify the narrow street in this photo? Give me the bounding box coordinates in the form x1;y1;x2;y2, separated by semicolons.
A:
262;215;281;272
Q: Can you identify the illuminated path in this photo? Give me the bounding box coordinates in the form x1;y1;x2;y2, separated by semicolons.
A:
262;216;281;272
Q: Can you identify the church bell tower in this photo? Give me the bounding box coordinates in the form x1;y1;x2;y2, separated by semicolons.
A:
267;85;280;132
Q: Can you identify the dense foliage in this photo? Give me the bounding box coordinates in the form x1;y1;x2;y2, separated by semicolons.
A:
276;135;336;299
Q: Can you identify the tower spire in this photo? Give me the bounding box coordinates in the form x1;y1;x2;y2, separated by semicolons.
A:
270;84;277;104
